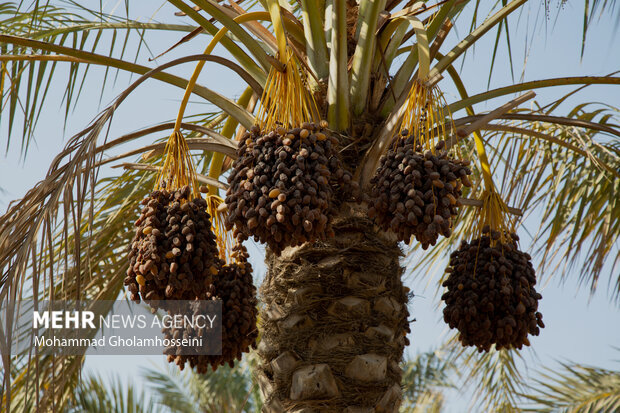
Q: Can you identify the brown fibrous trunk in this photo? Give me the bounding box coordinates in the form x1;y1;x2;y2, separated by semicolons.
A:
256;203;411;412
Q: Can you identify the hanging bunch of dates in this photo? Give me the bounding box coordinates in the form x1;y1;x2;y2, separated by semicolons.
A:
163;241;258;372
125;130;259;373
369;134;471;248
225;121;357;254
441;191;544;352
125;133;221;306
368;80;471;248
224;48;357;254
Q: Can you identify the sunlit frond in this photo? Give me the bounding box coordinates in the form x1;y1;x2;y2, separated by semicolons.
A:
0;2;198;154
142;351;259;412
499;104;620;300
66;372;163;413
400;351;454;412
521;358;620;413
447;336;527;413
576;0;620;56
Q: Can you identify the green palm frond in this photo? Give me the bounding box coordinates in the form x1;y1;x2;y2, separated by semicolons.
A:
142;351;259;412
577;0;620;57
66;372;163;413
2;169;153;410
404;392;445;413
186;362;255;411
400;351;454;412
499;105;620;299
1;44;241;410
460;0;620;81
140;366;199;413
0;2;200;154
448;339;527;413
521;359;620;412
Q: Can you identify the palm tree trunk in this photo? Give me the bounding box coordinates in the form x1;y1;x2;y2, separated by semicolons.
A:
256;203;410;412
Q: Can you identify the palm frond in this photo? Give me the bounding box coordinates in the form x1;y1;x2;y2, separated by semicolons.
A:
2;167;153;410
349;0;386;116
299;0;328;81
166;0;268;83
381;0;465;116
140;366;198;413
577;0;620;57
459;1;620;83
403;98;619;413
142;351;259;412
521;359;620;413
0;1;198;154
449;338;527;413
326;0;349;130
1;105;222;407
0;35;255;134
448;77;620;114
400;351;454;411
66;372;163;413
499;103;620;300
0;1;619;411
403;391;445;413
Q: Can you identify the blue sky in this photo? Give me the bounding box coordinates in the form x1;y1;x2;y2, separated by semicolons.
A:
1;1;619;411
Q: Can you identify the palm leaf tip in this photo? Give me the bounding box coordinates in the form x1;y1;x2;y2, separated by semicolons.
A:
522;360;620;413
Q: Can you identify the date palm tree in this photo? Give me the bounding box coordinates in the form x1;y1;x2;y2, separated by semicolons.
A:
1;0;619;412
